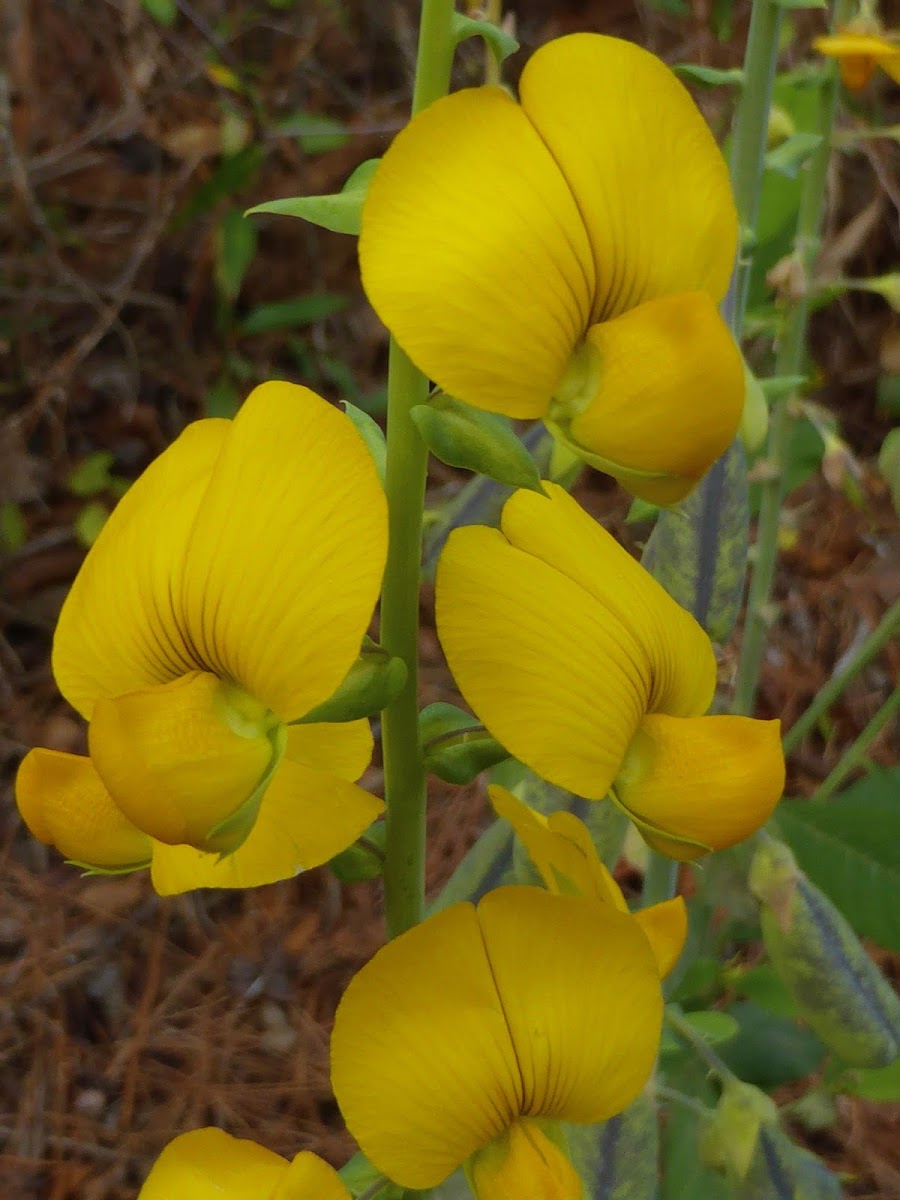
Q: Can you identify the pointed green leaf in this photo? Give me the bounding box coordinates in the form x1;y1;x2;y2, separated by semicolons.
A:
342;401;386;484
239;293;346;335
245;158;379;235
674;64;745;86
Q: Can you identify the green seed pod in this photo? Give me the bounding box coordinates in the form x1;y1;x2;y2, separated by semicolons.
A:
749;838;900;1068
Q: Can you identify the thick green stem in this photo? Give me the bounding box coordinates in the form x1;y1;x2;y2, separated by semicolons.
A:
814;688;900;802
381;0;457;940
783;599;900;753
733;25;844;715
728;0;784;332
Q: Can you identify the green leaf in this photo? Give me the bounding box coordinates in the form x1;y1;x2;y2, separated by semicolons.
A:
725;964;798;1019
765;132;824;178
328;822;385;884
674;64;744;86
342;401;386;484
641;440;748;640
774;771;900;950
239;293;347;335
681;1010;741;1047
0;501;27;552
878;427;900;515
420;702;509;786
140;0;177;23
272;111;350;155
660;1052;728;1200
451;12;519;63
68;451;115;498
411;395;544;492
214;208;257;304
74;500;110;547
772;0;826;7
173;145;266;230
246;158;379;237
204;376;241;419
718;1001;827;1087
841;1057;900;1101
876;373;900;417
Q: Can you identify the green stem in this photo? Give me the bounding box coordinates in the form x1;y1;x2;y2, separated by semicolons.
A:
665;1008;738;1082
656;1084;714;1119
733;6;848;716
814;688;900;802
381;0;457;940
783;599;900;753
728;0;784;332
640;852;679;908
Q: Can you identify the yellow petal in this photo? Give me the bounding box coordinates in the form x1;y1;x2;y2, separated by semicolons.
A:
813;33;899;57
15;748;151;870
499;483;715;718
615;713;785;861
489;784;625;908
137;1128;288;1199
477;887;662;1123
53;420;228;719
89;672;276;850
468;1120;582;1200
285;719;373;781
360;88;594;419
436;524;651;800
520;34;737;321
331;902;523;1189
150;757;383;894
554;294;744;504
273;1152;351;1200
177;382;387;721
634;896;688;979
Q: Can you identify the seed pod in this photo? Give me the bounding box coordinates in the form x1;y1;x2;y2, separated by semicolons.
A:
749;837;900;1068
567;1090;658;1200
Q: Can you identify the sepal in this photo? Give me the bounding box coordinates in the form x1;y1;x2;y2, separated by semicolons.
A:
451;12;519;65
300;642;406;724
421;702;511;785
329;821;386;884
245;159;380;236
411;394;545;492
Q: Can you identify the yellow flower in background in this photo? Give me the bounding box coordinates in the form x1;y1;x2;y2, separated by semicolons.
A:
138;1127;350;1199
361;33;743;505
488;785;687;978
331;885;662;1198
436;483;785;861
813;24;900;91
16;383;386;894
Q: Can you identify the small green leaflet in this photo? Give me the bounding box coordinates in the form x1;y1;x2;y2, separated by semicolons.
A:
246;159;379;236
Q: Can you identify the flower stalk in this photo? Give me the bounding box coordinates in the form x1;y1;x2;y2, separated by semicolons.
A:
814;687;900;802
381;0;457;938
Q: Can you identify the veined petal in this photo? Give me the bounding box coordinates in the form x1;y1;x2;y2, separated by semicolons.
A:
150;758;383;894
615;714;785;861
468;1120;582;1200
331;902;523;1189
520;34;737;321
178;382;387;721
89;672;275;850
360;88;595;419
53;420;228;718
499;484;716;718
15;748;151;870
137;1128;288;1199
477;887;662;1122
489;784;625;907
559;294;744;504
634;897;688;979
436;525;651;800
285;719;373;781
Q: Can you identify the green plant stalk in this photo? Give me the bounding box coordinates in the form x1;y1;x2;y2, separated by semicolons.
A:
783;599;900;753
641;853;680;909
814;688;900;802
665;1008;739;1082
381;0;457;940
728;0;784;332
733;25;845;716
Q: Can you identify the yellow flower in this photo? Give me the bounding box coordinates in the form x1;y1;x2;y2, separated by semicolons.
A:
330;885;662;1197
436;483;785;860
488;784;687;977
361;33;743;504
138;1127;350;1199
16;383;387;894
813;25;900;91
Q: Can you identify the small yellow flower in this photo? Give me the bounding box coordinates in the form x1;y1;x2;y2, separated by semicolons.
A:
330;885;662;1197
489;784;687;977
138;1127;350;1199
436;483;785;860
16;383;387;894
361;33;743;504
813;26;900;91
